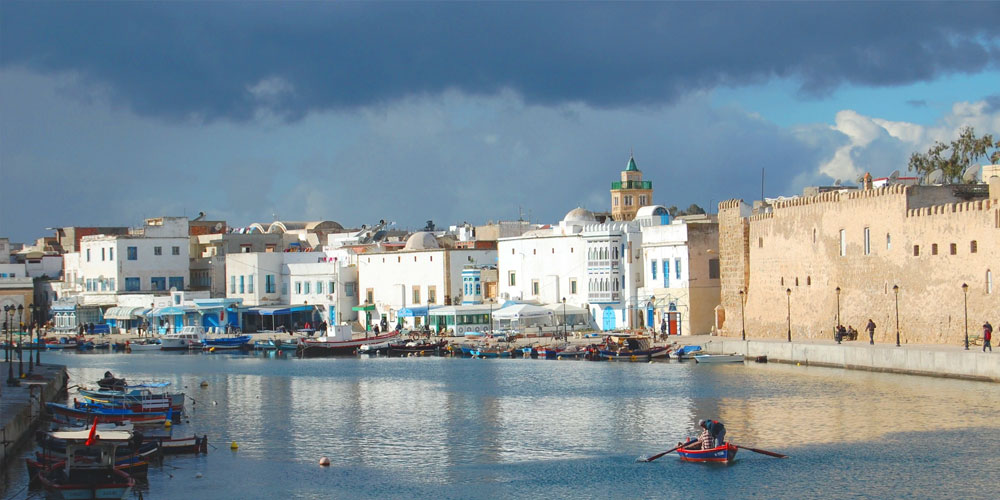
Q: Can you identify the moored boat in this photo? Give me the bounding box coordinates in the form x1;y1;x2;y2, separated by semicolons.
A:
203;335;252;350
35;428;136;500
676;442;739;464
387;340;447;357
670;345;702;359
79;382;185;413
160;326;207;350
598;336;671;360
693;354;744;363
46;402;169;426
297;326;401;357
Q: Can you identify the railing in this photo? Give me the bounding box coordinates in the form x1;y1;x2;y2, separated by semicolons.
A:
588;292;621;303
611;181;652;190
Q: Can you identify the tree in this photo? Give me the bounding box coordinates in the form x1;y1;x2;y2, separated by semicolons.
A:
907;127;999;184
685;204;706;215
423;220;436;231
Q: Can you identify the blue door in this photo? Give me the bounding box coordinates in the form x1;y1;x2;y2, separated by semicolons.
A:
646;306;654;327
602;307;616;331
202;313;220;329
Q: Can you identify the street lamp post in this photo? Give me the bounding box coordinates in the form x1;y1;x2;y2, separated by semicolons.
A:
5;305;18;386
835;286;841;331
17;304;24;378
962;283;969;350
893;285;900;347
738;289;746;341
489;300;494;337
786;288;792;342
562;297;567;342
3;305;8;363
27;304;34;373
30;303;40;367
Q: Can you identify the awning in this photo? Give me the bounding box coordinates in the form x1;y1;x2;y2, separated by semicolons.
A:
352;304;376;312
104;306;145;320
493;303;554;320
398;306;437;317
250;305;314;316
149;306;192;316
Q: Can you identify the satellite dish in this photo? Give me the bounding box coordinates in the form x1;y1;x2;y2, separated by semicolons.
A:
889;170;900;180
214;222;223;231
962;164;980;183
833;179;842;186
926;169;945;185
856;174;867;184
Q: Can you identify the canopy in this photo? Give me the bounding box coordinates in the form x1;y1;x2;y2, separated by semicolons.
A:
492;303;554;320
428;305;494;317
104;306;145;320
398;306;437;317
149;306;192;316
250;305;314;316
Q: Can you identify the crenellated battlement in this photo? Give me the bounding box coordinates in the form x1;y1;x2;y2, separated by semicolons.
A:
906;198;995;218
718;199;745;211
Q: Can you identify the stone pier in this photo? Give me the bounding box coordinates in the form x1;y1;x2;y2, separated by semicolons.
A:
0;363;67;469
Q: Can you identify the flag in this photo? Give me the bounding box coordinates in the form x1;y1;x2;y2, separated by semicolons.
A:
84;417;98;446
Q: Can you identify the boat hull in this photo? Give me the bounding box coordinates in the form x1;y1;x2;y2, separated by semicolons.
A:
599;346;670;360
298;332;401;357
677;442;738;464
693;354;745;363
46;403;168;425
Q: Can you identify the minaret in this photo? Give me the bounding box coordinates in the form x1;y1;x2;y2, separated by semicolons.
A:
610;153;653;221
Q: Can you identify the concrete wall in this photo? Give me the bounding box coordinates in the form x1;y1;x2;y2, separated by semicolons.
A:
702;339;1000;382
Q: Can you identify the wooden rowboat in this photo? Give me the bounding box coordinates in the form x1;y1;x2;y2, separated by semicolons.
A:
676;442;738;464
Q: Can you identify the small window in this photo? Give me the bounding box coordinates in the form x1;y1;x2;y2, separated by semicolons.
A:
570;279;578;294
508;272;516;286
551;248;554;254
839;229;847;256
366;288;374;304
807;276;812;286
812;229;817;244
971;240;978;253
512;248;515;255
988;270;993;294
780;277;784;286
887;233;891;250
533;249;536;255
172;246;180;255
758;237;763;248
913;245;920;256
412;286;420;304
154;246;162;256
531;280;540;295
950;243;957;255
795;277;799;286
864;227;870;255
931;244;938;255
708;259;720;279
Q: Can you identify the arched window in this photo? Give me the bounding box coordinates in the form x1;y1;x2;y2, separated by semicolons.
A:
971;240;978;253
988;269;993;294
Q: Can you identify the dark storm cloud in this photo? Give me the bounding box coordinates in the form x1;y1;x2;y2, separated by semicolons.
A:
3;1;998;122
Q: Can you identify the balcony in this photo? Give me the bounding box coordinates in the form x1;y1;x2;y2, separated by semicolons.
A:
611;181;652;190
588;291;621;304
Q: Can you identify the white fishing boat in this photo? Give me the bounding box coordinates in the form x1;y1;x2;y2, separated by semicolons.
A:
693;354;745;363
160;326;206;350
126;339;162;351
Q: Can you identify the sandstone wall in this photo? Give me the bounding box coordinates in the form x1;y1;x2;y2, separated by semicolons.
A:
718;186;999;345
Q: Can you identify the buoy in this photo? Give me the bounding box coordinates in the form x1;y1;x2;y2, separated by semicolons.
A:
195;472;203;478
230;441;239;450
557;356;562;360
797;362;801;366
200;381;208;387
164;420;172;428
319;457;330;466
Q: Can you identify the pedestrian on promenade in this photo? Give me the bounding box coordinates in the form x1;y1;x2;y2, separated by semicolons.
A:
984;322;993;353
660;318;667;340
866;319;876;345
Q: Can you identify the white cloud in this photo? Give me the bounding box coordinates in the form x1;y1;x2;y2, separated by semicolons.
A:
813;99;1000;184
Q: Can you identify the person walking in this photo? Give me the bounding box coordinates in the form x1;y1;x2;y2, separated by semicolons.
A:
983;322;993;353
866;319;876;345
660;318;667;340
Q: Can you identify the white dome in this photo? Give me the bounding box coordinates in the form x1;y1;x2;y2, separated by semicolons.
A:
635;205;669;218
403;231;440;250
563;207;597;224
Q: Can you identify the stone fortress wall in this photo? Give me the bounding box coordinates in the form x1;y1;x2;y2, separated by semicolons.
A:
718;180;999;345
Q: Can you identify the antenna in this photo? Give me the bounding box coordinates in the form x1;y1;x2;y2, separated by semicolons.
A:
761;168;765;201
889;169;900;181
962;164;980;183
925;169;945;185
834;179;842;186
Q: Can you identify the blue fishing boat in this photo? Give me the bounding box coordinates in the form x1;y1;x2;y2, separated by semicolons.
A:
35;428;136;500
203;335;252;350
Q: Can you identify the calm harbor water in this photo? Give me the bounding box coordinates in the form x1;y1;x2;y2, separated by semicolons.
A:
4;350;1000;499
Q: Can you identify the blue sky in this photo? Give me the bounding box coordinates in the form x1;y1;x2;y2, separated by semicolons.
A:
2;1;999;243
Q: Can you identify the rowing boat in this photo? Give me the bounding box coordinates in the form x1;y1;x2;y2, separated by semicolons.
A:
676;442;738;464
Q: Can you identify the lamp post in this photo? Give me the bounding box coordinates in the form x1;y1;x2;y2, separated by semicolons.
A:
489;300;494;337
562;297;567;342
962;283;969;350
835;286;841;332
893;285;900;347
17;305;24;379
27;304;34;373
3;305;8;363
785;288;792;342
5;305;17;386
738;289;746;341
31;303;40;367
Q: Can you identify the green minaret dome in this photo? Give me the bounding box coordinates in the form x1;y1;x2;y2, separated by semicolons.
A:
625;156;639;171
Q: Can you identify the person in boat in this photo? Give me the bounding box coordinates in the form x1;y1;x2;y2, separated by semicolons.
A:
698;419;726;448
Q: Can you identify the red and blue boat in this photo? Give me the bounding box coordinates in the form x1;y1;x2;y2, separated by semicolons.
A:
676;442;738;464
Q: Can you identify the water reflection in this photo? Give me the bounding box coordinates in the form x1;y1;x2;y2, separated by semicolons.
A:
11;351;999;500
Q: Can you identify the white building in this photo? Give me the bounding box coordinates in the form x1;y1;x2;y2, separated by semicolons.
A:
637;208;721;335
356;232;497;330
582;218;644;331
74;217;191;305
496;208;592;309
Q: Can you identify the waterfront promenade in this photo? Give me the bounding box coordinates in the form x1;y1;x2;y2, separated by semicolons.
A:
0;362;67;469
693;334;1000;382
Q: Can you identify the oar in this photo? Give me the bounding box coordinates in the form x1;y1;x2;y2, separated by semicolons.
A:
638;439;697;463
734;444;787;458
